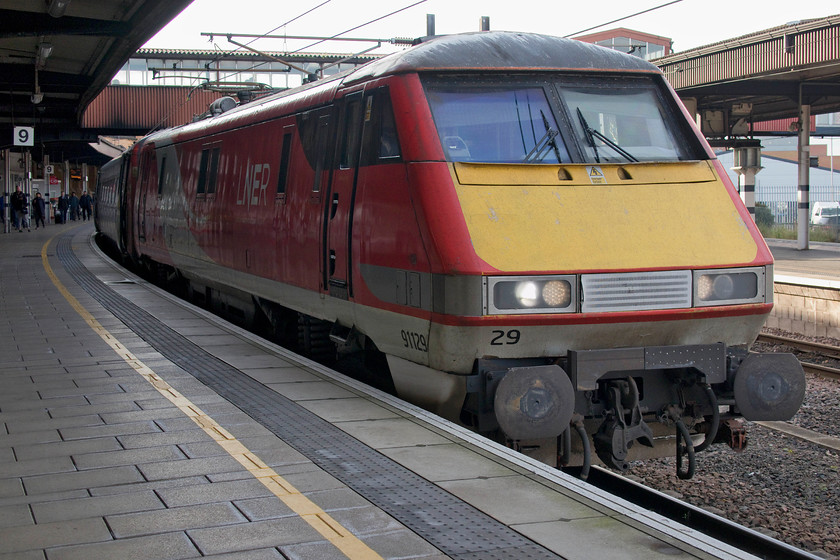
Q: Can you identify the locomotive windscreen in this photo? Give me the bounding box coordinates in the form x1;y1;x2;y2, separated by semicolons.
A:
422;74;704;164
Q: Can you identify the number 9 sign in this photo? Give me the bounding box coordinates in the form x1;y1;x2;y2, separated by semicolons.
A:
14;126;34;147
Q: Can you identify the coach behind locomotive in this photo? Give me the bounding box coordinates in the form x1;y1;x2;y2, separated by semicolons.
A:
95;31;805;478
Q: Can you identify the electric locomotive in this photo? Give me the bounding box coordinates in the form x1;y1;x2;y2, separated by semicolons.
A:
96;31;805;477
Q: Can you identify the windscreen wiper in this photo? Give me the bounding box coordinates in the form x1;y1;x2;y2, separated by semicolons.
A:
523;111;562;163
576;108;638;163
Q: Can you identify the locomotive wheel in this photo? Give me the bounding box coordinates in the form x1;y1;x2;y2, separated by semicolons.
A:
297;315;335;364
494;365;575;440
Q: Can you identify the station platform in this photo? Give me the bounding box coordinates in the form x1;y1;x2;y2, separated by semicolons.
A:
764;239;840;339
766;238;840;289
0;222;797;560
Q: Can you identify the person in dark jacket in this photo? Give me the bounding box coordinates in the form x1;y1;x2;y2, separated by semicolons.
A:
68;192;79;221
10;186;27;231
79;191;92;221
57;193;68;224
32;192;46;229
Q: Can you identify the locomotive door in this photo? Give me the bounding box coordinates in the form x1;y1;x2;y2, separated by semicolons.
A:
324;92;363;300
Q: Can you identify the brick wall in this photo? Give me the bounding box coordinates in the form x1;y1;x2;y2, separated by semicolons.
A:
765;283;840;339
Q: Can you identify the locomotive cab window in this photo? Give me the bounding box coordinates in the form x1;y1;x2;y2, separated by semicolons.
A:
558;79;698;163
422;74;704;165
360;88;401;165
339;96;363;169
423;81;569;164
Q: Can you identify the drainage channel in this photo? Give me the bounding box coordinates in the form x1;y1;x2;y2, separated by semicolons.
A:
57;234;563;560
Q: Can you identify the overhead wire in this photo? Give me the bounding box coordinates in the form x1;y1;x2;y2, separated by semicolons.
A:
290;0;427;53
148;1;335;132
563;0;684;38
148;1;428;132
210;0;427;85
154;0;677;132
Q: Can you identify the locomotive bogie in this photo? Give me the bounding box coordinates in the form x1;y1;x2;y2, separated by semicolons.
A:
94;31;806;476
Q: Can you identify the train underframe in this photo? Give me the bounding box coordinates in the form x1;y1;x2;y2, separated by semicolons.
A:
457;346;805;479
132;257;805;480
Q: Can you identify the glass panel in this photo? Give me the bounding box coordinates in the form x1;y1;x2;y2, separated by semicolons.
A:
197;150;209;194
377;94;400;160
340;97;363;169
425;86;569;164
207;148;220;194
277;132;292;194
562;84;689;163
157;157;166;195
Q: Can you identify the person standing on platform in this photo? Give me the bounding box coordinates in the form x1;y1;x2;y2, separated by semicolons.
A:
69;192;79;221
57;193;68;224
10;186;27;232
79;191;92;221
32;192;46;229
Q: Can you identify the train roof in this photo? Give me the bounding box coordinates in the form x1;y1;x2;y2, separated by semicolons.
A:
138;31;663;146
344;31;661;85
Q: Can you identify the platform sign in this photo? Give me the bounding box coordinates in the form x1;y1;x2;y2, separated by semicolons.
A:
13;126;34;147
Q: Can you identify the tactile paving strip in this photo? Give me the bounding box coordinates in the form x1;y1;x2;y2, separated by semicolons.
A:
58;235;565;560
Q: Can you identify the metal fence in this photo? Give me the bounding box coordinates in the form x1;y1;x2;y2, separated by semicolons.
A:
756;184;839;227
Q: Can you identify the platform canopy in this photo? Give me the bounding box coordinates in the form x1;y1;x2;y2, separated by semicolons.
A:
656;14;840;137
0;0;193;163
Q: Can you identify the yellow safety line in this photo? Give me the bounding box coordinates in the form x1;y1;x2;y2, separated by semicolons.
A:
41;237;383;560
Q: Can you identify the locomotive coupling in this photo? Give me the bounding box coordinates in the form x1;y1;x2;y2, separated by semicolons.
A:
593;378;655;472
731;352;806;421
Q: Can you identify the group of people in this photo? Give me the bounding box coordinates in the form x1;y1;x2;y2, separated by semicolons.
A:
1;187;93;232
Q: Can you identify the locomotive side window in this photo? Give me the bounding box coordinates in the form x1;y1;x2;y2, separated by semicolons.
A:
423;84;569;164
157;156;167;195
377;95;400;160
197;150;208;195
360;88;401;165
339;96;363;169
197;145;221;195
277;131;292;195
206;147;220;194
558;80;695;163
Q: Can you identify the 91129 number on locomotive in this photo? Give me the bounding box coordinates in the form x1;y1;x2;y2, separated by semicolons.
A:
95;31;806;478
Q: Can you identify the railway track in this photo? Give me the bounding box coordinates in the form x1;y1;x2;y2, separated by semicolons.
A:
755;332;840;380
568;466;823;560
753;332;840;452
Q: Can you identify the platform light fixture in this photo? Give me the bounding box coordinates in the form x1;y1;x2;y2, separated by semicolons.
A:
31;68;43;104
47;0;70;18
36;42;53;68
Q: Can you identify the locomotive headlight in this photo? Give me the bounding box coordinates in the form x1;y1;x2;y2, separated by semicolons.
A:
694;268;765;306
486;276;577;314
697;274;734;300
515;281;540;307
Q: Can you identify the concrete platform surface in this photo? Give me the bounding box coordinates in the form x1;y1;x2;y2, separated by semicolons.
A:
0;222;769;559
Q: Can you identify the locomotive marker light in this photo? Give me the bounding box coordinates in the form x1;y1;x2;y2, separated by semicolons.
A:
487;276;576;314
692;267;765;306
